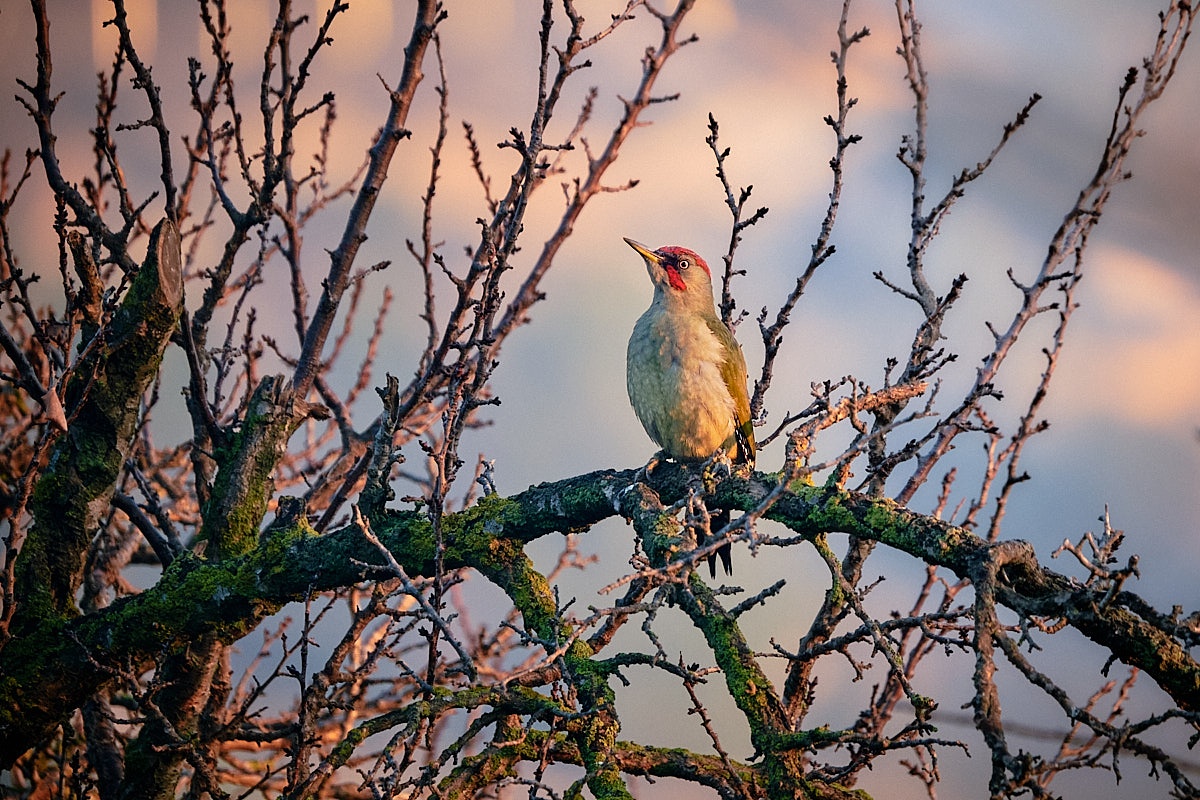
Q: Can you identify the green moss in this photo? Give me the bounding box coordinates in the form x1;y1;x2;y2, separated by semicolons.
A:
805;487;858;532
199;380;305;560
10;235;181;625
329;725;368;766
446;494;628;797
203;439;266;557
442;493;522;565
809;534;847;607
861;500;914;547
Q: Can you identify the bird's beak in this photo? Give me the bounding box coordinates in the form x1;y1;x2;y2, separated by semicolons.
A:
624;237;661;265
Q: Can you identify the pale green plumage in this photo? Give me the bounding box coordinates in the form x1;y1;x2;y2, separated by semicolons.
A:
624;238;754;466
624;237;755;575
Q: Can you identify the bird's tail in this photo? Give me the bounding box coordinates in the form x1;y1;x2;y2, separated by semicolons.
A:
707;509;734;577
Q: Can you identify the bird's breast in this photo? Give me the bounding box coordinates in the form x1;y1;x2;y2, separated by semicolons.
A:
626;308;737;460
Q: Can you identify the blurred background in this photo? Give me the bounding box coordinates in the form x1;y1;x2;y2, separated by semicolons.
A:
1;1;1197;796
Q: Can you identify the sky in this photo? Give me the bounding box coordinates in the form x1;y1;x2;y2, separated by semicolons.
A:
1;1;1198;796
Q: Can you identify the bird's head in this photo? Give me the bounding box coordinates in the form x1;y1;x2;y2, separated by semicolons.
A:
624;238;713;301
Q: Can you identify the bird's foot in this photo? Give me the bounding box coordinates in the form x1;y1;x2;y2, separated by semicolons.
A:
636;451;668;483
701;449;734;494
618;452;669;513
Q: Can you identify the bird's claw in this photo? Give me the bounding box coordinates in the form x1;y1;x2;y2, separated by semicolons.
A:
700;448;734;492
635;451;667;483
617;452;668;513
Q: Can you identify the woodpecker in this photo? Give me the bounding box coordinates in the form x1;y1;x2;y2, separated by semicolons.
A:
624;238;755;575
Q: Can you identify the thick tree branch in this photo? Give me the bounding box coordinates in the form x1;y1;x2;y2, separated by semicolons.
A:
11;219;182;633
3;464;1193;771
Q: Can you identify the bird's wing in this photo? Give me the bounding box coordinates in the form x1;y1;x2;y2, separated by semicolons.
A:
705;316;756;466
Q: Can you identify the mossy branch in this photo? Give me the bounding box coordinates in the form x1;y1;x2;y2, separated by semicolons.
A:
13;218;182;632
198;374;327;560
755;483;1200;715
1;464;1194;773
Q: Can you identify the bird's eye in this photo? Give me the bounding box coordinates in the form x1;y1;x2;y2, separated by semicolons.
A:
677;258;690;270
